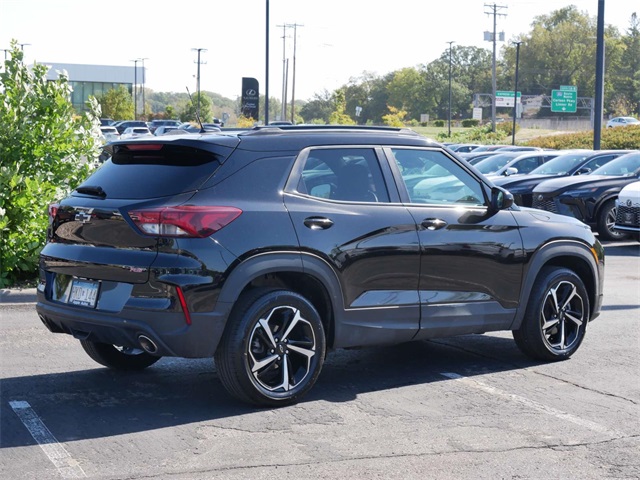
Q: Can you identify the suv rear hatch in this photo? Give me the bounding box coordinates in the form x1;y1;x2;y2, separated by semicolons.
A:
42;137;239;286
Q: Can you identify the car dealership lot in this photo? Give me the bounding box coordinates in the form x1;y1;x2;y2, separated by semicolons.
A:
1;241;638;480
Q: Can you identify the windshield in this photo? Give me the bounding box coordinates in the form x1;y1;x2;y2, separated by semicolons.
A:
591;153;640;176
475;153;519;174
530;152;591;175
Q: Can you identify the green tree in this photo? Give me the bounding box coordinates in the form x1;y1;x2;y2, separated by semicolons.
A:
180;93;213;123
300;89;333;124
97;85;134;120
0;40;102;287
328;89;356;125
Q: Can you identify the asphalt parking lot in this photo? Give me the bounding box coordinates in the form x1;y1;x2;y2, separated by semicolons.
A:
1;240;638;480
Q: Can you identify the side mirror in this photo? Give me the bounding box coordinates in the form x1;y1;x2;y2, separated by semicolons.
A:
504;167;518;176
575;167;591;175
490;187;514;211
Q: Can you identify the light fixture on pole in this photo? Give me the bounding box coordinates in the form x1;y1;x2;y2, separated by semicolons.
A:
140;58;148;120
18;42;30;51
130;59;139;119
511;41;522;146
447;41;454;137
191;48;207;121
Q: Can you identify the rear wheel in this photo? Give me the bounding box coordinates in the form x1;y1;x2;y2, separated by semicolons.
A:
597;199;629;241
513;267;589;361
80;340;161;370
215;289;326;407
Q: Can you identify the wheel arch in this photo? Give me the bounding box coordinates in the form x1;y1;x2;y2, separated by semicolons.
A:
512;240;602;330
217;252;343;348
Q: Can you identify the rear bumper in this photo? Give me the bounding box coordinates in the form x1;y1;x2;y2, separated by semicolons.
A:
36;286;232;358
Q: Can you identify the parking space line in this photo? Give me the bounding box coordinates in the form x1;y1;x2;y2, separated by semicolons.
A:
9;400;86;478
439;372;625;437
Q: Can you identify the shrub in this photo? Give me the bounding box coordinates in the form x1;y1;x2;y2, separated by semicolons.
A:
436;125;509;144
525;125;640;150
461;119;480;128
433;120;445;127
0;41;102;287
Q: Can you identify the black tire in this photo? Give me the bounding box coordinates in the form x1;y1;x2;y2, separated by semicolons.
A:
215;288;326;407
597;199;629;241
80;340;161;370
513;267;589;362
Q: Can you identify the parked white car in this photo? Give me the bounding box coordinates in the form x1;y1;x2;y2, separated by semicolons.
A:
614;180;640;240
99;126;120;143
120;127;153;139
606;117;640;128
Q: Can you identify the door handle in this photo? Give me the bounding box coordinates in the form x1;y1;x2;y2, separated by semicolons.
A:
421;218;447;231
304;217;334;230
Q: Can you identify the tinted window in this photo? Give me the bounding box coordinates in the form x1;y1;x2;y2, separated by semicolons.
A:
80;144;230;199
392;148;486;206
591;153;640;176
298;148;390;203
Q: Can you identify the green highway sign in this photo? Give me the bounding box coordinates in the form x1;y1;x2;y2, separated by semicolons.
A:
495;90;521;107
551;87;577;112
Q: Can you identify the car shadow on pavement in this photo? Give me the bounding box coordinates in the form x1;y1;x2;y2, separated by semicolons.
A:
1;334;542;448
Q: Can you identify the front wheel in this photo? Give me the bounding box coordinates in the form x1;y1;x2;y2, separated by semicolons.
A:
513;267;589;361
215;289;326;407
597;199;629;241
80;340;161;370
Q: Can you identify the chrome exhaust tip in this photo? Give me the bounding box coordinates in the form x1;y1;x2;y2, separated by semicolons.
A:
138;335;158;354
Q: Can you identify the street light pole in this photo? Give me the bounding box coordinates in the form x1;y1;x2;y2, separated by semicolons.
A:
447;41;454;137
265;0;270;125
594;0;605;150
140;58;148;120
130;59;139;119
512;41;522;145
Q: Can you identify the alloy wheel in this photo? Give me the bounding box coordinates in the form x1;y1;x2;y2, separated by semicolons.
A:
540;280;585;354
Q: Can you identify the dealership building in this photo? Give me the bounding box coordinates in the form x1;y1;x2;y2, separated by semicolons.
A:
44;62;144;112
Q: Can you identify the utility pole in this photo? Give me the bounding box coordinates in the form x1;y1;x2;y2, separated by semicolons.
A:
288;23;303;124
447;41;455;137
277;24;288;120
191;48;207;120
484;3;507;132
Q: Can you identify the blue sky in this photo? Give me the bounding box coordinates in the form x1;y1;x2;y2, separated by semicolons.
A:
1;0;635;101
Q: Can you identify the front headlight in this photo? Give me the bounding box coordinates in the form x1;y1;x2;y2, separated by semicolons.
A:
563;187;598;196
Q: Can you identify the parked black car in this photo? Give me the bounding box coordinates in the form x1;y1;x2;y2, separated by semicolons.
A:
36;126;604;406
493;150;629;207
113;120;148;135
532;151;640;240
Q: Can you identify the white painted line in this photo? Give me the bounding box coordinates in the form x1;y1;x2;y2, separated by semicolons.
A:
9;400;86;478
440;372;625;437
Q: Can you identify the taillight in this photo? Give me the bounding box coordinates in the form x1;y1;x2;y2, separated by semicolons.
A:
128;206;242;238
48;203;59;224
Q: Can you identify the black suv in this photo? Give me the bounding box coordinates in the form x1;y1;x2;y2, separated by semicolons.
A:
36;126;604;406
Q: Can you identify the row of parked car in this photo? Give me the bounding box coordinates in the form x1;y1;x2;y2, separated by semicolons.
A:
99;118;225;142
445;143;640;241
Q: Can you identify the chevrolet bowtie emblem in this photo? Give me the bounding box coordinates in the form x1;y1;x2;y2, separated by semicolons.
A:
74;212;92;223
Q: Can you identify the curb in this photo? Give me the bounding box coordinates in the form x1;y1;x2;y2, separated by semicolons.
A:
0;288;38;304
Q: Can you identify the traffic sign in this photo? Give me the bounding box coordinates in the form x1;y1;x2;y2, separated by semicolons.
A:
495;90;521;107
551;87;577;112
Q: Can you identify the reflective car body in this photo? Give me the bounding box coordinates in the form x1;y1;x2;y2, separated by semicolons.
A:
532;152;640;240
36;126;605;405
614;180;640;236
492;150;631;207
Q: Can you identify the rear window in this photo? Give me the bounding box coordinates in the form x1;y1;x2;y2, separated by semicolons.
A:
78;144;232;199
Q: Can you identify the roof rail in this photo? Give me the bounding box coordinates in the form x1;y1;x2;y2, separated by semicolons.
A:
241;125;420;136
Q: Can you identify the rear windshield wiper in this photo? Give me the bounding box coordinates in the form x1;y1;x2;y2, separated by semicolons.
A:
75;185;106;198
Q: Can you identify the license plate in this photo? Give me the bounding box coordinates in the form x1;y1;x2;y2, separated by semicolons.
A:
69;279;99;308
624;212;633;224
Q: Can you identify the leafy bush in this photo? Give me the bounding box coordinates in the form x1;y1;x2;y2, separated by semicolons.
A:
461;119;480;128
526;125;640;150
0;41;102;287
437;125;509;144
433;120;445;127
